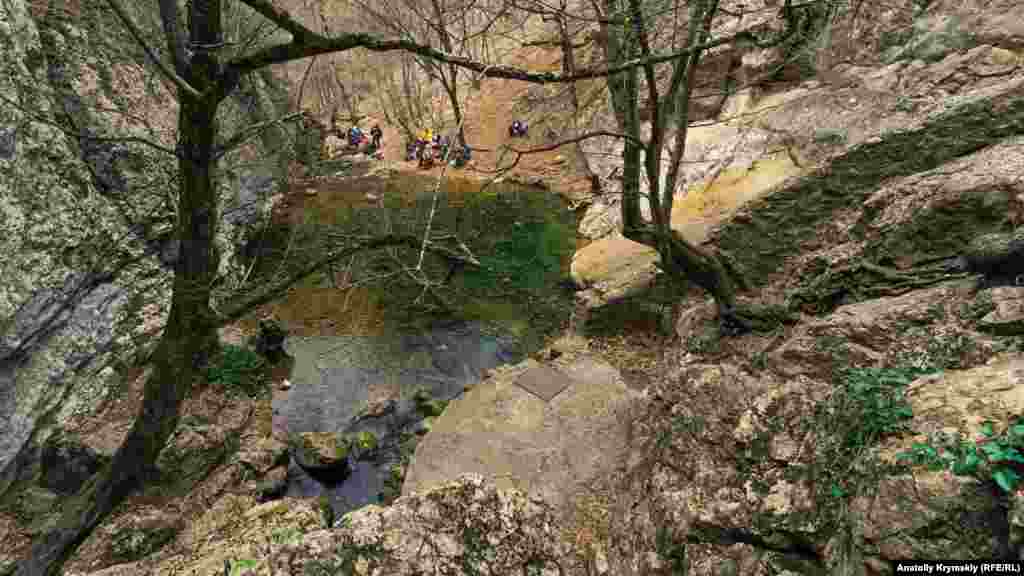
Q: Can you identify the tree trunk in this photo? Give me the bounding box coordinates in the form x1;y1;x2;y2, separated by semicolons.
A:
15;2;226;572
15;98;223;576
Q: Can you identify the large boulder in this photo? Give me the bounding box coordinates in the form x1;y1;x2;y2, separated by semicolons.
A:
282;475;577;575
401;352;639;544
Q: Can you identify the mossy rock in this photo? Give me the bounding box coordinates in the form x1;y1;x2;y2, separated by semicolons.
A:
108;515;181;562
412;387;448;417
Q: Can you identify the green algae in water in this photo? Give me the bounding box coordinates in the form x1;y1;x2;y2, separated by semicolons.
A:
256;174;576;356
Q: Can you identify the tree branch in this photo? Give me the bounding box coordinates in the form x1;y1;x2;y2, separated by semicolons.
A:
105;0;201;99
216;233;480;324
236;0;314;42
213;111;305;159
226;13;760;83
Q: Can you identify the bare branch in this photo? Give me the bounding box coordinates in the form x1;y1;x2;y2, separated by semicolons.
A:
217;233;479;324
236;0;313;42
226;12;762;84
105;0;201;99
0;92;180;157
213;111;304;159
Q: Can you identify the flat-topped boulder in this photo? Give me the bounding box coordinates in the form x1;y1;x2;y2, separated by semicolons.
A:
401;354;640;520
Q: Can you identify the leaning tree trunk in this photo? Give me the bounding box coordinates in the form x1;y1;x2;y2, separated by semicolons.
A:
15;4;226;574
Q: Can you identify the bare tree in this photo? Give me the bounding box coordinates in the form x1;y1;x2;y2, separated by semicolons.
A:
352;0;519;144
596;0;831;331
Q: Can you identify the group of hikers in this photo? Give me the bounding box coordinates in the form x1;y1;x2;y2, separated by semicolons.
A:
406;128;472;169
345;124;384;159
339;118;526;167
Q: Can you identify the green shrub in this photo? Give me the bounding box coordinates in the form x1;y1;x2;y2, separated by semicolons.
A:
832;366;926;452
898;420;1024;493
318;494;334;528
207;344;266;397
808;364;937;527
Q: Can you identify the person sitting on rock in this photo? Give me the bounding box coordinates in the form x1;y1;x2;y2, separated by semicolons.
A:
348;126;363;148
453;142;472;168
509;120;528;138
419;143;435;169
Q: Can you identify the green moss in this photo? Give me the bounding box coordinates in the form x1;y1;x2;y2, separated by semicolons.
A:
207;344;266;397
317;494;334;528
713;90;1024;288
333;437;352;460
109;523;179;562
354;431;377;451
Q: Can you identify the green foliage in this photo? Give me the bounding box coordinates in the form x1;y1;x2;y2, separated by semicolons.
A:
207;344;266;397
655;524;688;575
412;387;448;417
228;558;259;576
894;95;917;113
897;419;1024;493
885;17;976;63
271;527;303;545
318;494;335;528
686;327;722;355
833;366;928;452
109;524;179;562
354;431;378;451
808;364;938;531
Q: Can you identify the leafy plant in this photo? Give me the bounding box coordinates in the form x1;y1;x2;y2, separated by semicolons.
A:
318;494;335;528
207;344;266;397
834;366;924;451
898;420;1024;493
228;558;259;576
807;364;936;530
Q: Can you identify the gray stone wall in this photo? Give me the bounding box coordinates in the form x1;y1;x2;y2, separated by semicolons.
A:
0;0;292;499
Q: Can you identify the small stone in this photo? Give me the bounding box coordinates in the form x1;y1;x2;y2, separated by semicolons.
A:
305;188;317;196
366;193;380;201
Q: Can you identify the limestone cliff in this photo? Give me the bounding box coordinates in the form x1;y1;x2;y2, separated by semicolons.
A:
0;0;292;500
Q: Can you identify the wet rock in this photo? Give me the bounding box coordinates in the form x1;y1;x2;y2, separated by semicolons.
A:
289;431;379;477
289;432;351;475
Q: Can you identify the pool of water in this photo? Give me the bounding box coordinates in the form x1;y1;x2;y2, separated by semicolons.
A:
254;172;576;520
